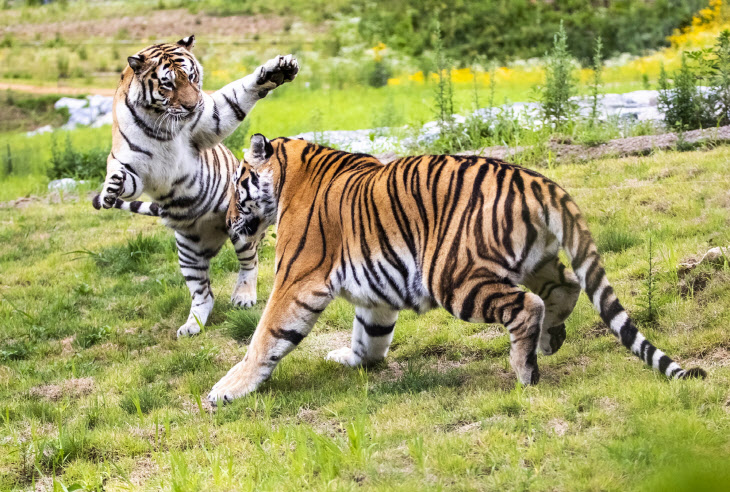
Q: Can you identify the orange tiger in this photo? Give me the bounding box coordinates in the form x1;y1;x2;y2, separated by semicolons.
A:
208;134;706;403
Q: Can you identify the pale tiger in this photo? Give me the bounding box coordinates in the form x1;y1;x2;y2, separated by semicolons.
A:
92;35;298;337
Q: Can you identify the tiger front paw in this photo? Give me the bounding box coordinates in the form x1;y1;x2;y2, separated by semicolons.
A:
207;366;259;405
98;171;125;209
325;347;362;367
254;55;299;95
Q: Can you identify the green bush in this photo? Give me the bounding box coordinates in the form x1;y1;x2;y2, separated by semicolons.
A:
47;134;107;180
355;0;706;64
540;22;578;130
658;30;730;132
365;60;391;88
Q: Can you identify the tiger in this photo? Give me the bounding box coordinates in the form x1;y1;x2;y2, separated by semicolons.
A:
206;134;706;404
91;35;298;337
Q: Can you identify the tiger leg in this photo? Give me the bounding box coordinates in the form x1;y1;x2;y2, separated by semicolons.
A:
175;232;224;337
455;282;544;385
523;257;581;356
326;305;398;367
99;154;143;208
207;288;331;404
229;232;260;308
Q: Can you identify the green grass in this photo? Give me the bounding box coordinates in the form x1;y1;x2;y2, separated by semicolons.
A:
0;145;729;490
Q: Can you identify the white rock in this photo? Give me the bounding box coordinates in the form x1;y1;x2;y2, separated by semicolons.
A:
54;97;88;111
26;125;54;137
48;178;87;191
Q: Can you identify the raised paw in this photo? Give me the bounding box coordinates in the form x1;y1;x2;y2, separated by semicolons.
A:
325;347;362;367
99;172;125;209
255;54;299;90
177;320;202;338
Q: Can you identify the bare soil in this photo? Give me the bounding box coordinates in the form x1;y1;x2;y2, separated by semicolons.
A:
2;9;293;41
468;125;730;163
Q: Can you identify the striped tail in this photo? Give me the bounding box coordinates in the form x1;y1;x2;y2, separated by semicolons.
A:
549;196;706;380
91;194;161;217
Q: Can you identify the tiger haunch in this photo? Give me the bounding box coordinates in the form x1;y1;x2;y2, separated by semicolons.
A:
209;136;705;404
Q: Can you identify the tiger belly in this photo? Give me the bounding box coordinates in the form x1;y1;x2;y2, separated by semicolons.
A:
334;254;436;314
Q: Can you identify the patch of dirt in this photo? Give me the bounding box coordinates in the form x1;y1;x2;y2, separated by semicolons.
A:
468;326;503;342
585;321;611;338
462;125;730;163
289;405;344;438
0;191;77;209
679;271;712;299
598;397;620;414
181;395;214;415
29;377;94;401
4;9;302;41
130;456;159;487
377;360;405;383
453;421;481;434
300;330;351;359
60;336;75;355
687;347;730;372
547;418;569;437
34;476;54;492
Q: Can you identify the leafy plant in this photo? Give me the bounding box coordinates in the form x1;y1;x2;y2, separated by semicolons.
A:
540;21;578;130
589;36;604;128
48;134;107;180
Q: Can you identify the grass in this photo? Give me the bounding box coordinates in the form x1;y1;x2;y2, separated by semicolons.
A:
0;145;729;490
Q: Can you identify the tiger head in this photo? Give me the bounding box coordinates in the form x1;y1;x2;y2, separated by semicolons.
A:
227;134;277;239
125;35;202;118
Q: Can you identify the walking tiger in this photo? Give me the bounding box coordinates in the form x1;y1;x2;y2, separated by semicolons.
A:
207;134;705;403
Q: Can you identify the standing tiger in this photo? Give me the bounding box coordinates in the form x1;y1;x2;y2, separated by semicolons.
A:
92;35;298;337
207;134;706;403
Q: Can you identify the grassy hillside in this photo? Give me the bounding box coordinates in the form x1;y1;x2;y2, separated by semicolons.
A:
1;146;729;491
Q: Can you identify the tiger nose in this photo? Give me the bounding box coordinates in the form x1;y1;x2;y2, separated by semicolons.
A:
182;102;196;111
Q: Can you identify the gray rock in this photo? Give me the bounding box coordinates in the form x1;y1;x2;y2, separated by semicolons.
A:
26;125;54;137
48;178;87;191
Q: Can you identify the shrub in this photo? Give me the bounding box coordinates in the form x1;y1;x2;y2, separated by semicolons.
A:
47;134;107;180
658;55;704;131
365;59;391;88
685;29;730;127
589;37;604;128
540;22;578;130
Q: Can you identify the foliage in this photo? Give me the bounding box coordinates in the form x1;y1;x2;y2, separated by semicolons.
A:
589;37;604;128
47;133;107;180
540;22;578;130
355;0;707;64
0;90;69;133
658;29;730;131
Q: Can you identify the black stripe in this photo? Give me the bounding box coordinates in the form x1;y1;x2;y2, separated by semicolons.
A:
271;328;305;346
222;94;246;121
658;355;671;373
295;299;324;314
356;315;395;337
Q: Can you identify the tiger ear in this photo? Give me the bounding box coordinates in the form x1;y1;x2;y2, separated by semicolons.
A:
127;55;145;73
177;35;195;51
246;133;273;168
